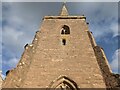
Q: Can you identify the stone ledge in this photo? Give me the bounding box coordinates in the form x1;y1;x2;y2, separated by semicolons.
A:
44;16;86;19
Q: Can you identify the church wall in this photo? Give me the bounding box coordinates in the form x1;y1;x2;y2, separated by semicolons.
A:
94;46;119;88
87;30;119;88
21;18;106;88
2;4;119;89
2;32;40;88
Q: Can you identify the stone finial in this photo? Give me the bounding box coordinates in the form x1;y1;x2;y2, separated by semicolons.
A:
60;3;69;16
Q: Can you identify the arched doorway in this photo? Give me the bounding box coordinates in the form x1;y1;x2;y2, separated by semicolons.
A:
48;76;79;90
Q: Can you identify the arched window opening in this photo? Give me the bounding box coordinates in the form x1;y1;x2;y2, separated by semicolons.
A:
62;39;66;45
61;25;70;35
48;76;79;90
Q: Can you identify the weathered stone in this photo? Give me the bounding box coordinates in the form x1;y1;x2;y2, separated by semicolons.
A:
2;3;120;89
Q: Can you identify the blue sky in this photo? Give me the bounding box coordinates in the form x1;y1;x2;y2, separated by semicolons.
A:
1;2;120;79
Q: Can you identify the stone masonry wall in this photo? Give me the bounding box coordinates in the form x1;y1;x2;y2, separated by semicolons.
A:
3;16;106;88
22;18;106;88
87;30;119;88
2;32;40;88
94;46;119;88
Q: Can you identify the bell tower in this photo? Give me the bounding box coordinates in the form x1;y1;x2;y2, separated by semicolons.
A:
3;3;117;89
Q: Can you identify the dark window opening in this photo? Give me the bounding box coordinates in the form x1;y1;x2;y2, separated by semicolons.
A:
62;39;66;45
61;29;65;34
61;25;70;35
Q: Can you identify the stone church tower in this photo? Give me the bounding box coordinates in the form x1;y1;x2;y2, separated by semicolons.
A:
2;4;120;89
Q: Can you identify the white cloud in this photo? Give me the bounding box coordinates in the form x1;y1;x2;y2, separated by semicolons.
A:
2;2;41;70
3;57;19;68
3;26;25;56
74;2;118;40
110;49;120;73
1;73;6;80
110;22;119;37
2;3;40;58
91;21;118;40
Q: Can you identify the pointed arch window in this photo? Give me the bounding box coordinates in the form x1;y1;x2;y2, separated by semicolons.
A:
61;25;70;35
48;76;79;90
